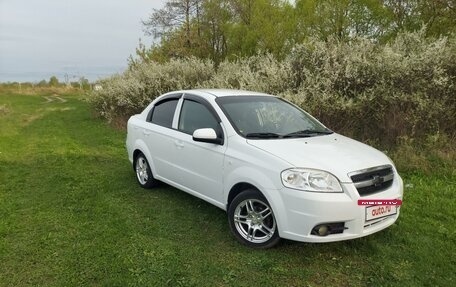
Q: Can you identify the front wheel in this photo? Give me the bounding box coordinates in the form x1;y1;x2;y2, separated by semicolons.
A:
134;152;158;189
228;189;280;248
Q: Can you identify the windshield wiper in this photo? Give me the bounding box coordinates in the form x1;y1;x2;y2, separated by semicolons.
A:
283;129;333;138
245;132;281;139
246;130;333;139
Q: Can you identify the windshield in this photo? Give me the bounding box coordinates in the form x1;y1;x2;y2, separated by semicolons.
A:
216;96;332;139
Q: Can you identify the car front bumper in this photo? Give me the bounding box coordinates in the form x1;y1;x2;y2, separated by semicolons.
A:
272;174;403;243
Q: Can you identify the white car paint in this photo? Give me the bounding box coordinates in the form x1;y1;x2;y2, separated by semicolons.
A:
246;134;391;183
126;89;403;244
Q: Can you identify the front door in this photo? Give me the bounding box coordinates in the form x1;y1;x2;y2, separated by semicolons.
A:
171;96;226;205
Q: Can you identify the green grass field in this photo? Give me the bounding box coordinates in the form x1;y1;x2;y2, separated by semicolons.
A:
0;91;455;286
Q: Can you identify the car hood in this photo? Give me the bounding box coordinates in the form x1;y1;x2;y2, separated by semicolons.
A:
246;133;391;182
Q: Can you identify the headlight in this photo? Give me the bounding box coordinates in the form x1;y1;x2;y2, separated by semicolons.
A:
281;168;343;192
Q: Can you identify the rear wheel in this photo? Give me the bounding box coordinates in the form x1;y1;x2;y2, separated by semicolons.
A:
134;152;158;188
228;189;280;248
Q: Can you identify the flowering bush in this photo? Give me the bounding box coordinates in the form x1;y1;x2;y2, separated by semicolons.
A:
90;57;214;122
285;31;455;143
89;31;455;144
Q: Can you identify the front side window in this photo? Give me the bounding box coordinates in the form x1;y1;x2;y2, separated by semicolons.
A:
178;99;220;135
216;96;332;139
151;99;179;128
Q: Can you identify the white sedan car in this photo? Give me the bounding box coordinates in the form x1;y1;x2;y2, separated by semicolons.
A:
126;89;403;248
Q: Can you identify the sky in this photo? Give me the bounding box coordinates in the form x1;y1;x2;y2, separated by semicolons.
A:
0;0;166;82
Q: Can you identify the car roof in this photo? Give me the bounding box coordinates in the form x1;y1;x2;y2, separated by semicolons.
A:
176;89;273;98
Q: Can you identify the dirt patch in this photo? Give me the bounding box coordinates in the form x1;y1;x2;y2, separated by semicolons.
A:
21;107;76;126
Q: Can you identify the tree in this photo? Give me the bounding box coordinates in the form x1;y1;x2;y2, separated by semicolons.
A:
295;0;392;41
382;0;456;38
37;79;47;87
226;0;297;58
49;76;59;86
200;0;231;65
142;0;203;48
138;0;456;65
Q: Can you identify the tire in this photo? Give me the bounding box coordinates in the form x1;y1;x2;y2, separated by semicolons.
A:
228;189;280;249
134;152;158;189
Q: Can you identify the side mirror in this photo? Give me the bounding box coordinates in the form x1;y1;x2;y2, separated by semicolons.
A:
192;128;223;145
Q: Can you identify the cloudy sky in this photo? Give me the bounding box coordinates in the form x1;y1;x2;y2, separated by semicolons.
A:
0;0;166;82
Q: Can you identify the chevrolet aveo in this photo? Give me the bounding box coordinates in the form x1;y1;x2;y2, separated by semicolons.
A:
126;89;403;248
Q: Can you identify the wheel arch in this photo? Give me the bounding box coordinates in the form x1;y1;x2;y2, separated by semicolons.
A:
224;166;287;235
227;182;260;209
132;149;142;169
224;165;279;207
226;183;282;248
132;139;157;175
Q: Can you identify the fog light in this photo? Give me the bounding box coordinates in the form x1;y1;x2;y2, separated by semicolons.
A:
311;222;346;236
311;224;330;236
318;225;329;236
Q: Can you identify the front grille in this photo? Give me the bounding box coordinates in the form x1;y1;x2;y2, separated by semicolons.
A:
349;165;394;196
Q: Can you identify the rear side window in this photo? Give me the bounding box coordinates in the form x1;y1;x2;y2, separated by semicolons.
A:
178;100;220;135
151;99;178;128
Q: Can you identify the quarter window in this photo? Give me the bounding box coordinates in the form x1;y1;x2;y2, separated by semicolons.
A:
178;100;220;135
151;99;179;128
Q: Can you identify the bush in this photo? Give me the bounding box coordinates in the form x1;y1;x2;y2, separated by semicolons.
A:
89;57;214;122
201;54;294;94
285;31;455;143
88;31;455;145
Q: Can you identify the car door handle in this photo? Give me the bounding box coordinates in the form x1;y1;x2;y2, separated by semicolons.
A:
174;140;184;148
143;130;152;136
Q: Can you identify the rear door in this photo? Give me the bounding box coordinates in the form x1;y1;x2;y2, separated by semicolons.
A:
142;94;182;181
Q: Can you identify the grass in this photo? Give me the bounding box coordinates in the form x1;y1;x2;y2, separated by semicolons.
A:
0;90;455;287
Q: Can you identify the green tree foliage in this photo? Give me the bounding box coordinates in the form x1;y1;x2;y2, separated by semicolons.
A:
295;0;392;41
138;0;455;63
49;76;59;86
226;0;296;58
140;0;296;65
37;80;47;87
383;0;456;38
141;0;205;60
